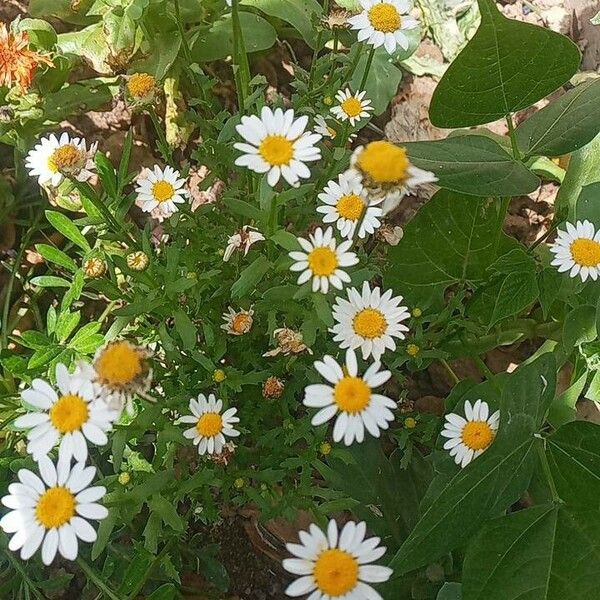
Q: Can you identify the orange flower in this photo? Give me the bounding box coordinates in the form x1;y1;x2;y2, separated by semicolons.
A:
0;22;53;91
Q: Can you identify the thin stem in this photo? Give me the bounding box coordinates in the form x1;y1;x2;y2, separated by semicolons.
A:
505;114;520;160
307;0;330;91
76;557;122;600
440;359;460;385
173;0;206;99
359;46;376;91
536;440;561;502
148;110;172;163
231;0;251;110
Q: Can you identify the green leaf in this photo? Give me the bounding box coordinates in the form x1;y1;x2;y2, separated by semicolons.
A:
547;373;586;429
404;135;539;197
43;79;115;122
489;270;539;326
429;0;580;127
462;504;600;599
29;0;95;24
91;509;117;560
17;18;58;49
271;229;300;251
30;275;71;288
55;311;81;343
148;495;185;531
147;583;177;600
384;190;516;306
563;305;597;351
351;49;403;116
174;309;197;351
546;421;600;507
241;0;322;46
575;182;600;224
437;583;462;600
45;210;91;252
231;255;271;299
516;79;600;158
69;321;103;353
192;13;277;61
35;243;78;273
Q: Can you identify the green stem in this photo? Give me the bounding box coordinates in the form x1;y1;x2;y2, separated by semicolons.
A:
359;46;376;91
440;359;460;385
536;440;561;502
76;557;122;600
307;0;330;91
148;110;172;163
125;538;175;600
231;0;251;110
505;113;520;160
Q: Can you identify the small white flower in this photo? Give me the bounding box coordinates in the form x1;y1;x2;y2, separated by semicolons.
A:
289;226;359;294
305;349;395;445
350;141;436;214
283;519;393;599
331;281;410;360
0;456;108;565
25;132;97;188
314;115;336;139
14;364;118;464
550;220;600;282
224;225;265;262
135;165;189;217
317;171;382;239
180;393;240;455
331;89;373;126
348;0;419;55
234;106;322;187
441;399;500;468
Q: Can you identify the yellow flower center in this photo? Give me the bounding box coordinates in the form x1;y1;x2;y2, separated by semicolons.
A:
356;140;409;185
232;313;252;334
368;3;401;33
570;238;600;268
152;180;175;203
407;343;419;356
35;487;76;529
461;421;494;451
48;144;83;173
127;73;156;99
336;193;364;221
196;412;223;437
95;341;143;387
307;247;338;276
334;376;371;413
259;135;294;166
352;308;387;339
49;394;89;433
340;97;363;118
313;549;359;596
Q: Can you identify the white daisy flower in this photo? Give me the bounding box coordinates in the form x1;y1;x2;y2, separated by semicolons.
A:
180;393;240;455
135;165;189;217
317;171;382;239
234;106;322;187
289;226;359;294
441;399;500;468
304;349;395;445
350;140;437;214
314;115;336;139
25;132;97;188
282;519;393;599
331;281;410;360
14;364;118;464
0;456;108;565
550;220;600;282
224;225;265;262
348;0;419;55
331;89;373;126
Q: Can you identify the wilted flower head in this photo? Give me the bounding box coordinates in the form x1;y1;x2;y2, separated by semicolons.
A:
263;327;312;357
262;376;285;399
125;72;158;105
222;307;254;336
223;225;265;262
0;21;53;91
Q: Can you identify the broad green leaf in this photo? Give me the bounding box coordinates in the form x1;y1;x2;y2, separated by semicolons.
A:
516;79;600;158
192;13;277;61
462;504;600;600
55;310;81;342
30;275;71;288
489;270;539;326
437;583;462;599
231;255;271;299
17;18;58;49
147;584;177;600
241;0;322;47
34;243;78;272
351;49;403;116
384;190;516;306
547;373;586;429
429;0;580;127
29;0;95;24
563;305;596;351
271;229;300;251
45;210;91;251
404;135;539;197
575;182;600;224
546;421;600;507
174;309;197;350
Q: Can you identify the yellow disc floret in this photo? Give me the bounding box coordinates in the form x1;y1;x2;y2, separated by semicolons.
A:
152;180;175;203
352;308;387;339
368;3;401;33
308;247;338;276
336;194;364;221
334;376;371;413
196;412;223;437
461;421;494;451
48;144;83;173
95;341;144;387
314;549;359;596
50;394;89;433
36;487;76;529
340;97;363;118
356;140;409;185
259;135;294;166
127;73;156;99
570;238;600;268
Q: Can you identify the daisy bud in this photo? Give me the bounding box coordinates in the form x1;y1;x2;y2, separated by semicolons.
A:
83;256;106;279
126;250;149;271
407;343;420;357
234;477;245;489
404;417;417;429
118;472;131;485
412;307;422;318
319;441;332;456
213;369;227;383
